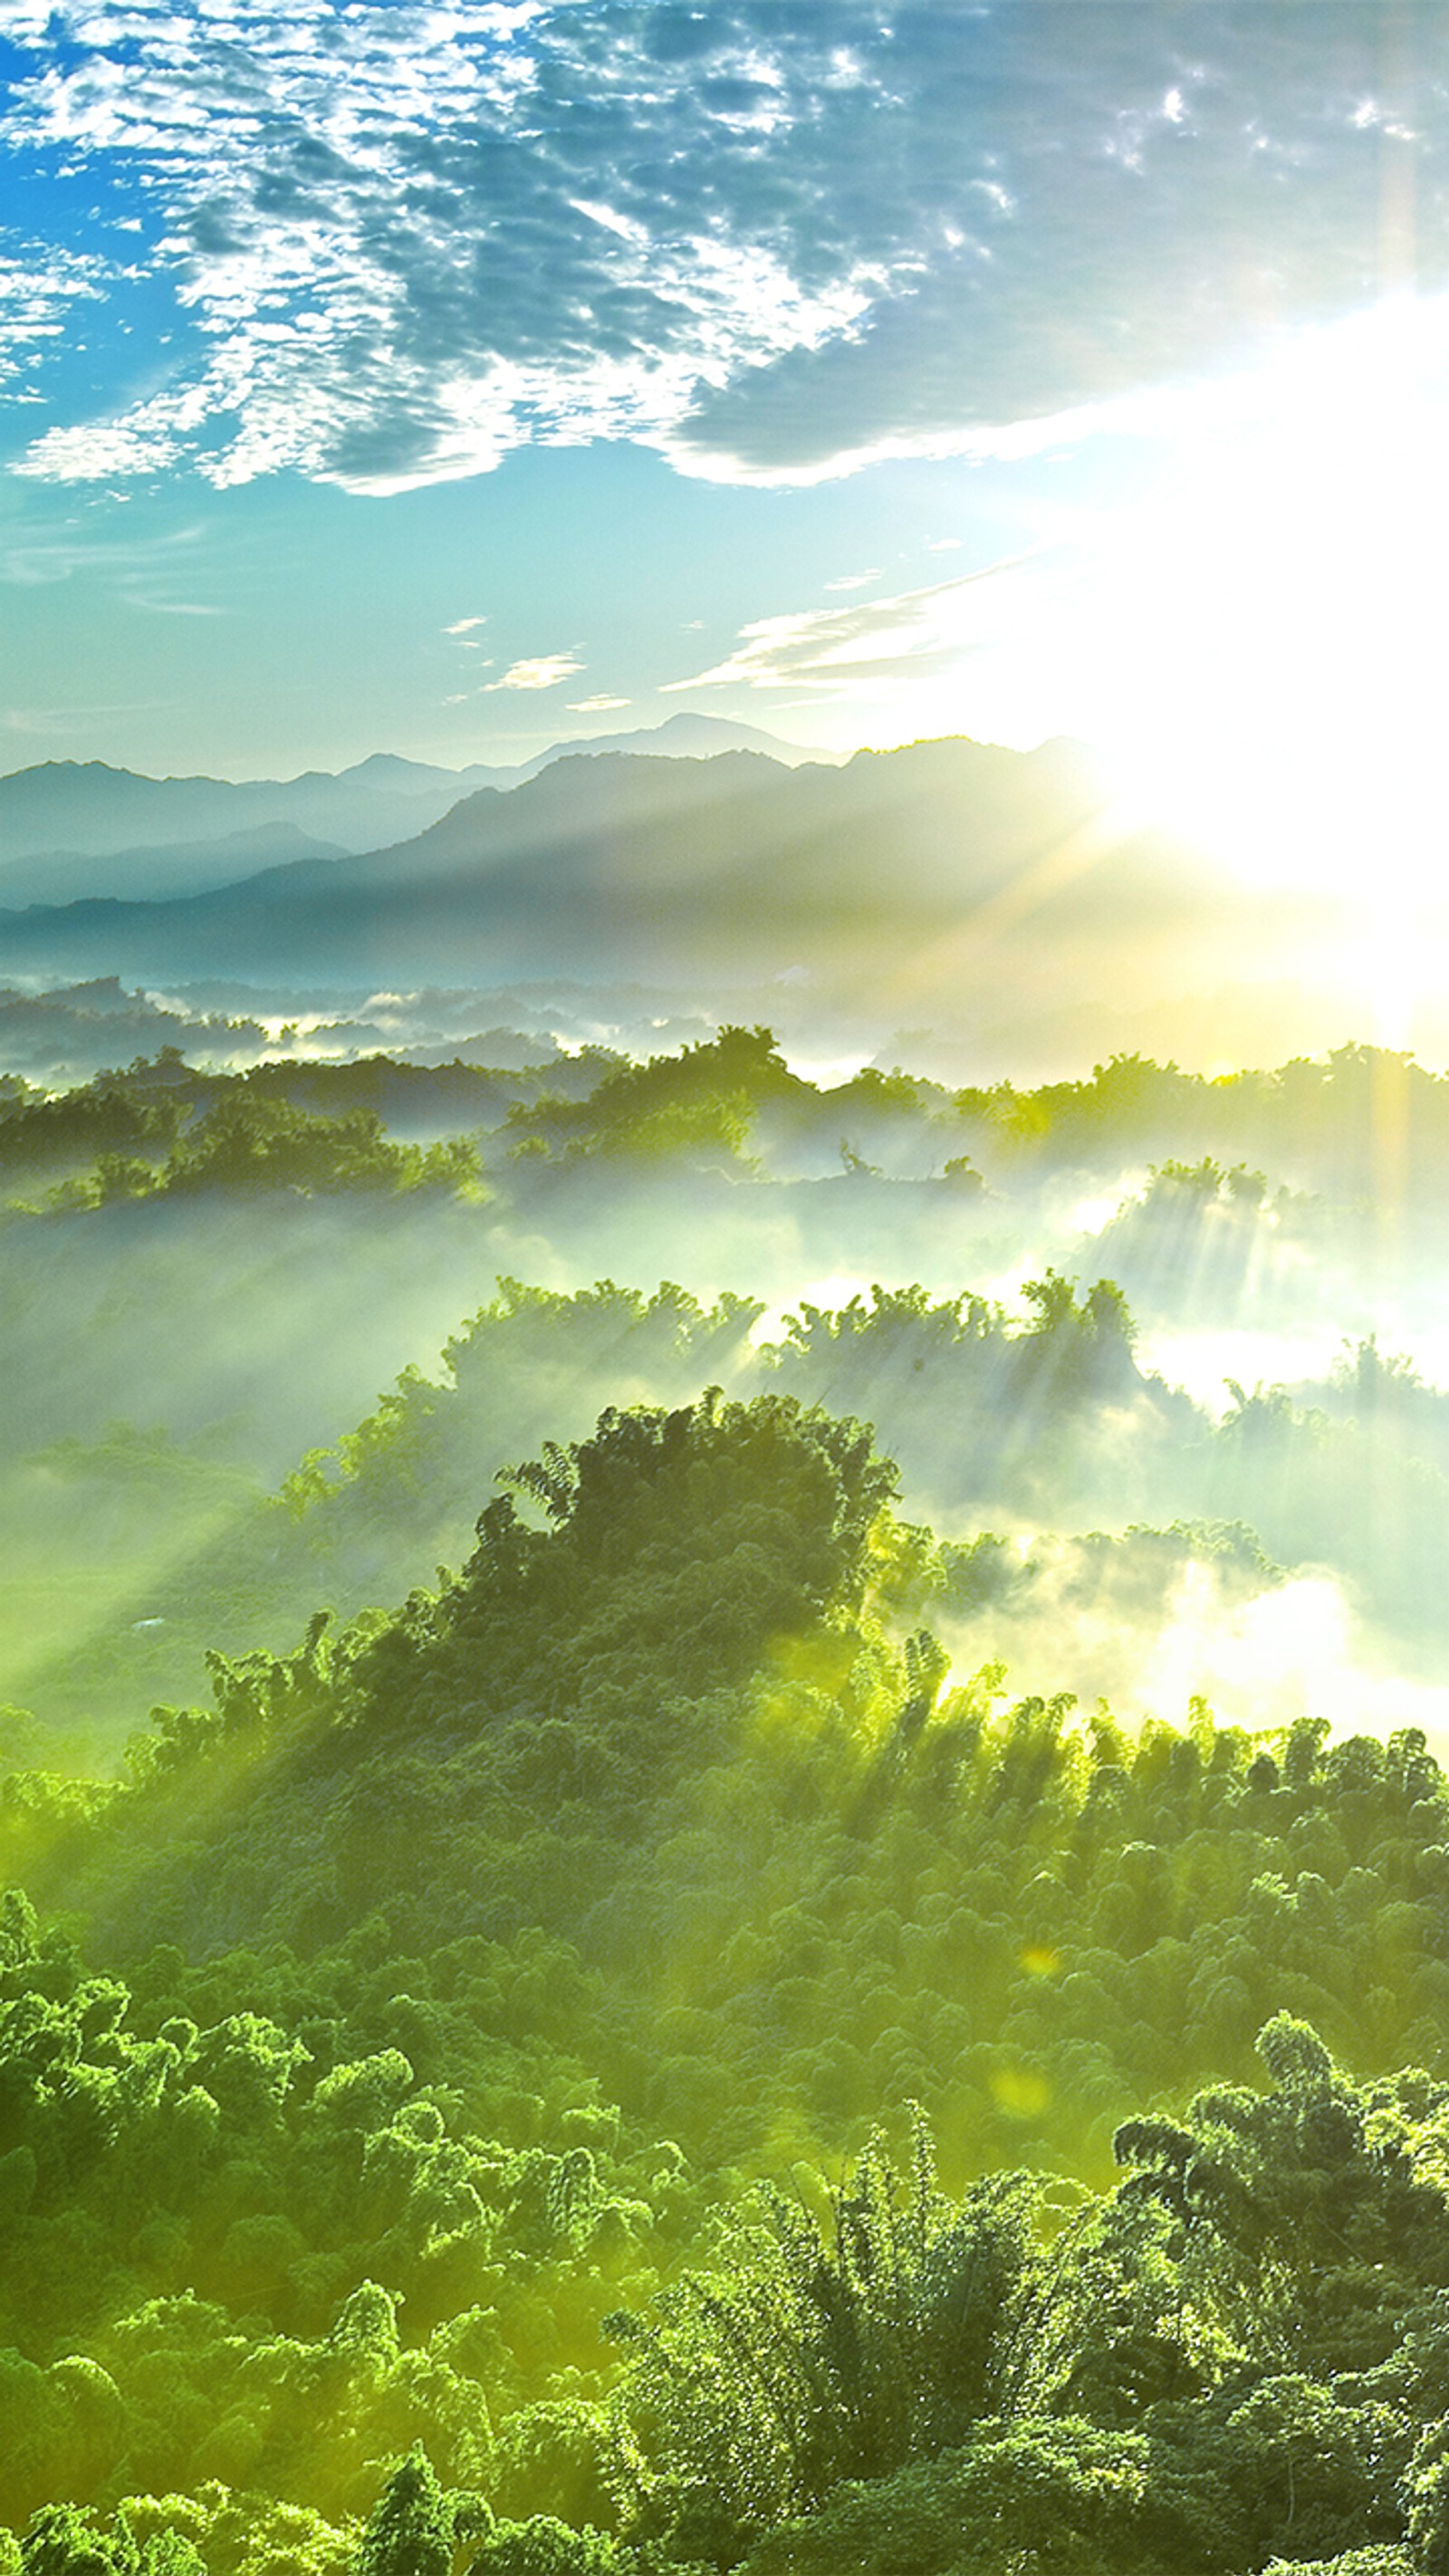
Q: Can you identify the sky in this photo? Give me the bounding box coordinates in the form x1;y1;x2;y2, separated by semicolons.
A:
2;0;1449;899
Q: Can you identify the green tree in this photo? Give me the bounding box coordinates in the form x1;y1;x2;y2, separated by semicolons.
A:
20;2508;137;2576
355;2446;456;2576
608;2112;1041;2555
465;2524;629;2576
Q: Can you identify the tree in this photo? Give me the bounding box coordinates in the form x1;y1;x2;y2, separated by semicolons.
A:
464;2525;627;2576
607;2111;1041;2555
20;2509;137;2576
355;2446;456;2576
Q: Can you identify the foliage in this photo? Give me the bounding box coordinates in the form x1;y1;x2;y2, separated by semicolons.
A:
501;1029;800;1168
606;2114;1041;2554
12;1032;1449;2570
354;2447;456;2576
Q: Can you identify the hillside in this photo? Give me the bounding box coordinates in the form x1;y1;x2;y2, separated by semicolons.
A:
8;0;1449;2562
2;1386;1449;2573
0;720;820;895
0;1027;1446;2571
5;1024;1449;1755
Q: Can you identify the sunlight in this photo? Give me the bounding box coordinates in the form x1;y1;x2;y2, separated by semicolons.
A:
1138;1328;1345;1415
15;12;1449;2566
747;1274;873;1349
1141;1562;1449;1754
1090;300;1449;952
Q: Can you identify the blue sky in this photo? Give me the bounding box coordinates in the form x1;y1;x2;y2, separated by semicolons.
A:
1;0;1447;876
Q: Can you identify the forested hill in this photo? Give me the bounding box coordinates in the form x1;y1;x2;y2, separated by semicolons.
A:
5;1391;1449;2570
5;1025;1449;2571
10;1026;1449;1748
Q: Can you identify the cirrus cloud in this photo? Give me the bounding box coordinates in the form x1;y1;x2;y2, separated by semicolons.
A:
664;555;1041;698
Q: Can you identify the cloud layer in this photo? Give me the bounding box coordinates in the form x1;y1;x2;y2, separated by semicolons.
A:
3;3;1448;494
0;241;106;397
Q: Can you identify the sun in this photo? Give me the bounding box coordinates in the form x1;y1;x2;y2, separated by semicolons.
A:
1084;301;1449;884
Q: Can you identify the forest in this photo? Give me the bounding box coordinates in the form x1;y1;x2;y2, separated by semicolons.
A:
2;1020;1448;2574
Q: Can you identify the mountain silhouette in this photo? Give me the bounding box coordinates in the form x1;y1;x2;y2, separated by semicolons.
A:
0;821;349;909
0;735;1332;1042
0;716;820;887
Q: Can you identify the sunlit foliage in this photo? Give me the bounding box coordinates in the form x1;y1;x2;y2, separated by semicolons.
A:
5;1031;1449;2570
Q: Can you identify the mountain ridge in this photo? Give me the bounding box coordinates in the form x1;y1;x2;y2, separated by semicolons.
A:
0;714;827;879
0;732;1330;1055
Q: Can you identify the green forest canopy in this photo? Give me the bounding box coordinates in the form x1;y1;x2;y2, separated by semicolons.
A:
4;1030;1449;2570
2;1390;1449;2571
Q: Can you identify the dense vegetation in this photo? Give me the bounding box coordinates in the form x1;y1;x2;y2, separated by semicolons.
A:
11;1021;1449;1196
3;1027;1448;2571
0;1391;1447;2570
12;1254;1445;1748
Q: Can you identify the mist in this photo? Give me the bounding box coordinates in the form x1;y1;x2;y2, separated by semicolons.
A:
12;9;1449;2559
5;1008;1449;1780
1;737;1427;1082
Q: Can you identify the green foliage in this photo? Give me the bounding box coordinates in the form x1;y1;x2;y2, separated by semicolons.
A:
1112;2010;1449;2383
2;1060;485;1211
354;2447;455;2576
158;1096;477;1199
608;2115;1041;2554
0;1064;186;1180
19;2505;140;2574
1262;2555;1413;2576
732;2391;1402;2576
13;1017;1449;2575
465;2522;631;2576
502;1029;799;1168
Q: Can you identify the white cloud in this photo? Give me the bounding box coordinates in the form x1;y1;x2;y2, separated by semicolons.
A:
14;414;181;480
568;692;629;713
0;2;909;491
0;242;107;395
570;198;648;246
444;615;487;635
482;652;583;691
663;557;1039;697
823;568;880;591
126;594;225;615
4;5;1449;491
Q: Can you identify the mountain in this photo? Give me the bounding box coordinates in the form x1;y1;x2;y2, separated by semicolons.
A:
514;710;827;776
0;720;822;886
0;757;509;869
0;820;349;909
0;735;1339;1048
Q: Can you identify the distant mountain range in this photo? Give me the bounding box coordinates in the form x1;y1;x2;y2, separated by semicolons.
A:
0;733;1338;1050
0;822;351;911
0;715;826;903
511;711;817;780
